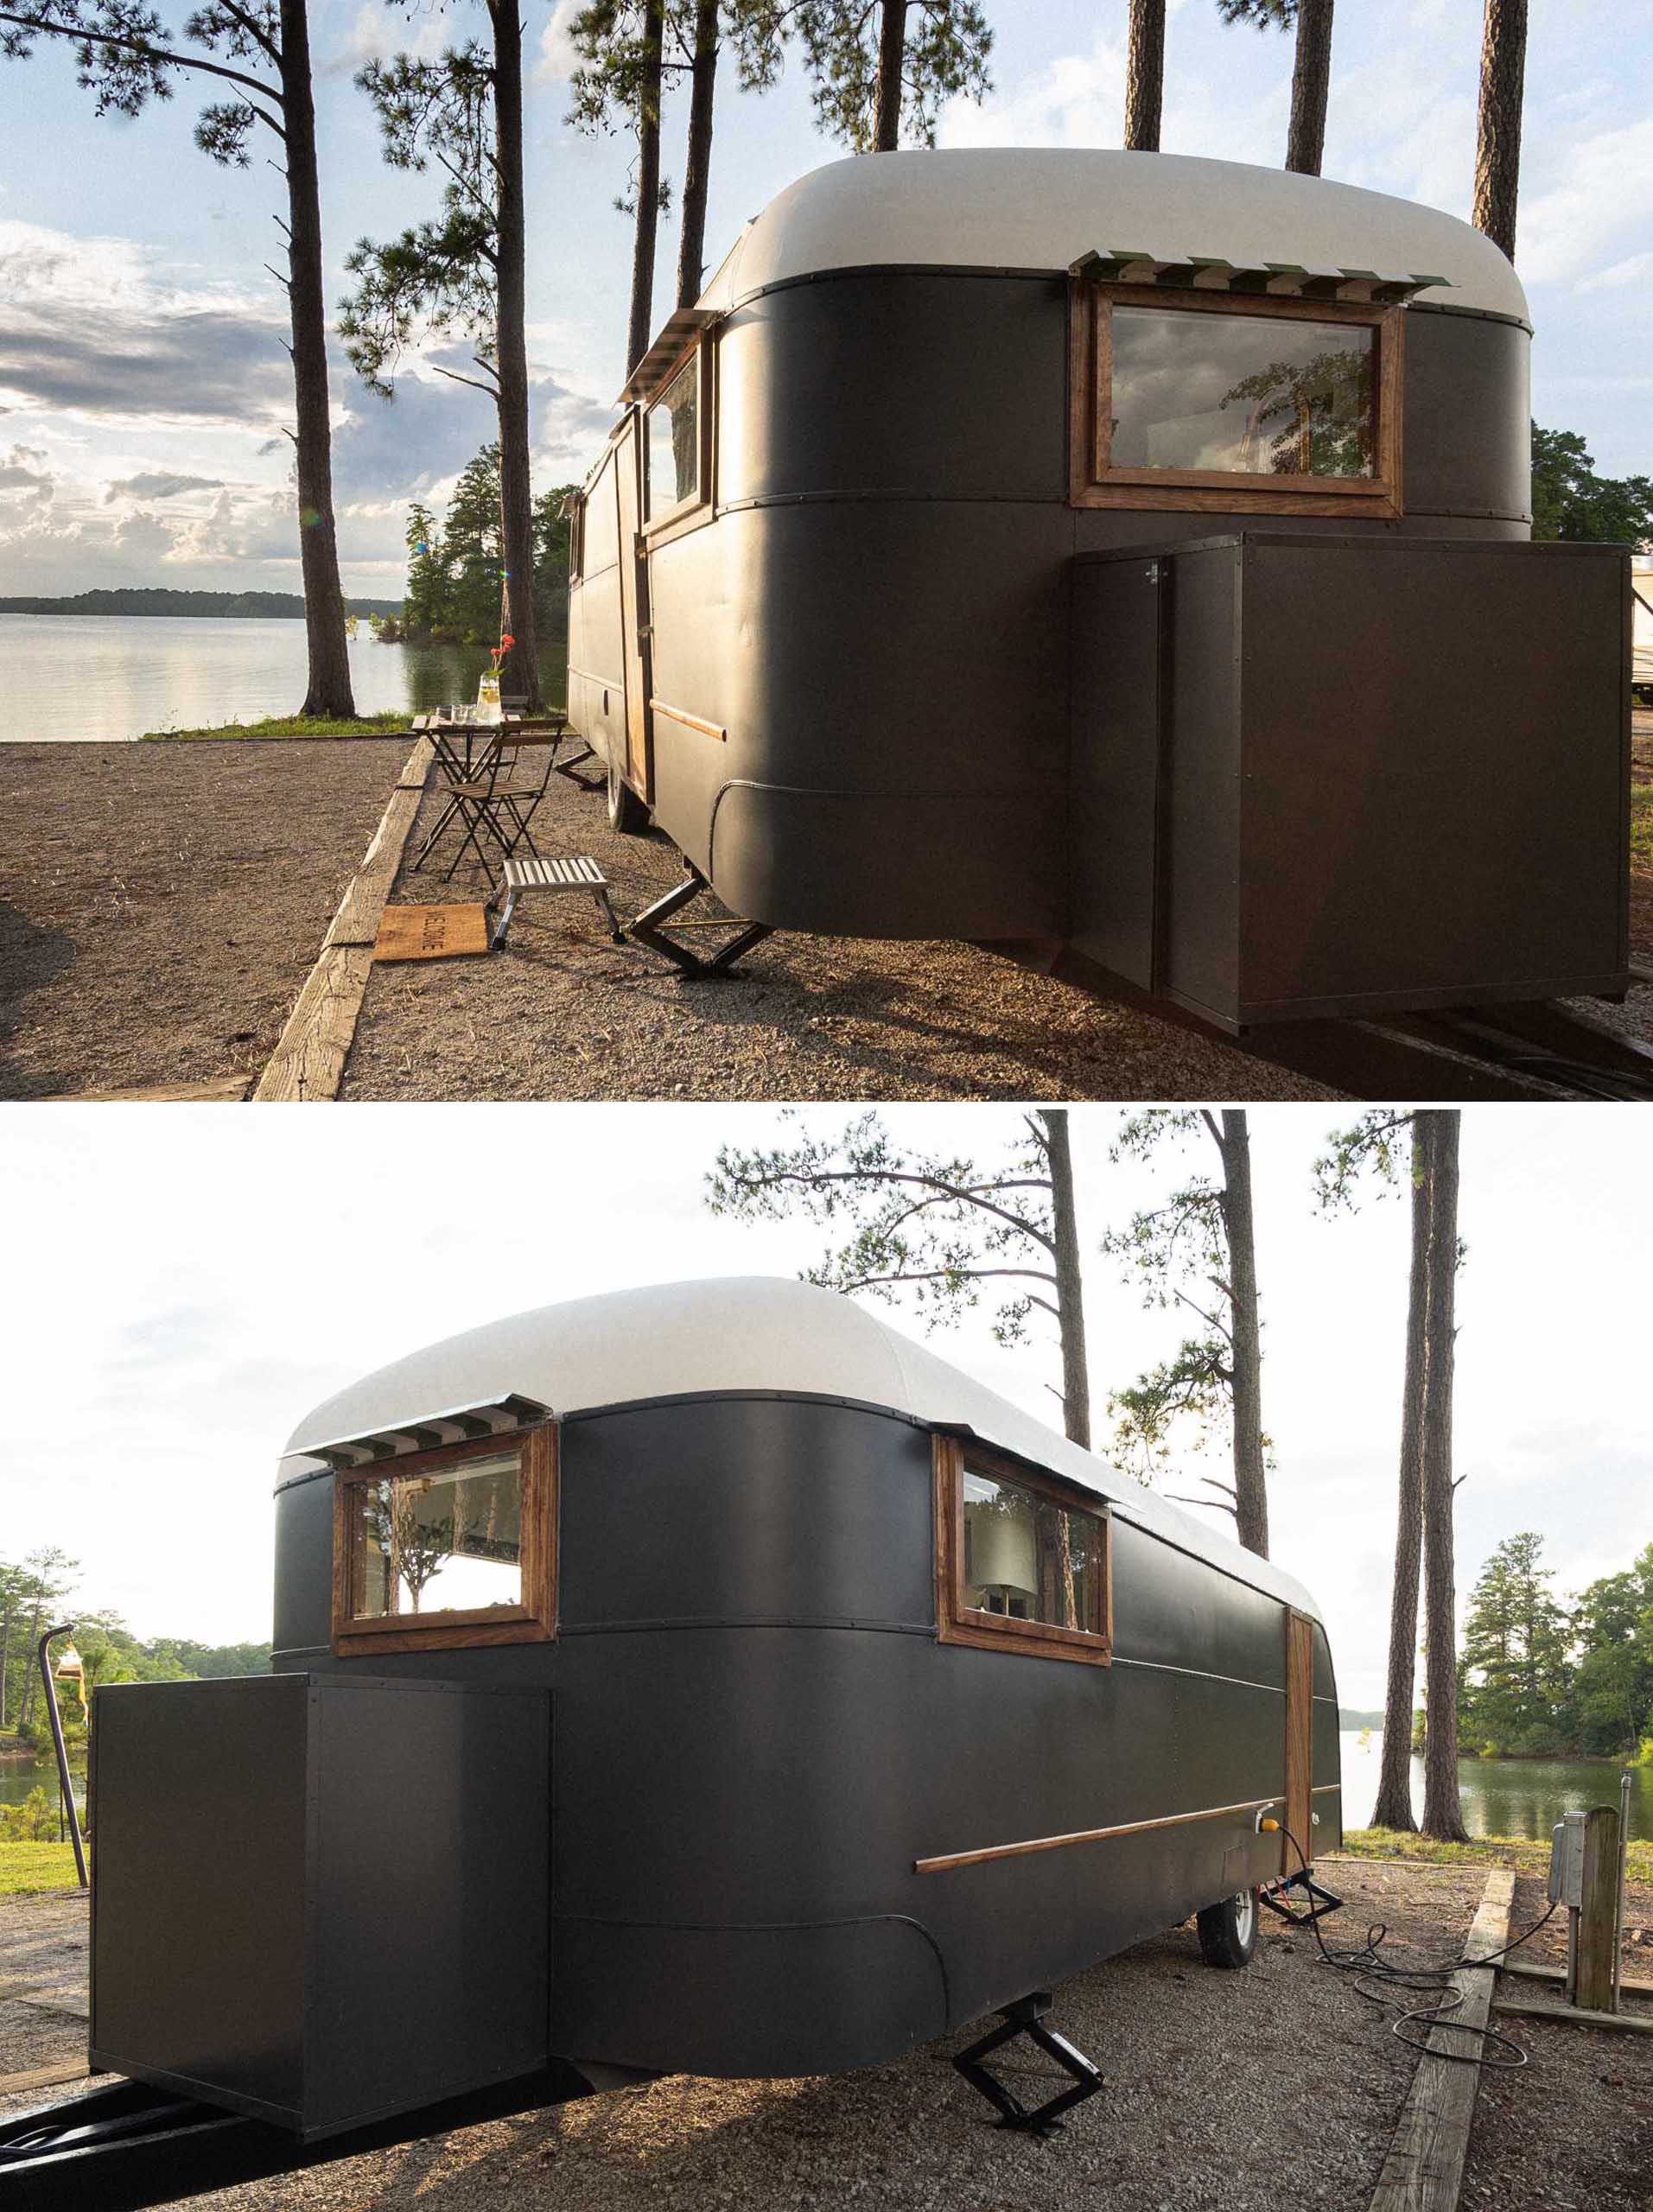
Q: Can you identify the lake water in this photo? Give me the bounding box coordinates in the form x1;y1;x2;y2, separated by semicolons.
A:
5;1732;1645;1840
0;615;543;741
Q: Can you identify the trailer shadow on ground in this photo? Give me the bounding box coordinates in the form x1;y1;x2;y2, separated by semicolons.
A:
6;1859;1650;2212
345;773;1336;1103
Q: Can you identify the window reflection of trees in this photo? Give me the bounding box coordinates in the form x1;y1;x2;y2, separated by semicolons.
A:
963;1477;1096;1631
1218;344;1375;478
359;1461;521;1618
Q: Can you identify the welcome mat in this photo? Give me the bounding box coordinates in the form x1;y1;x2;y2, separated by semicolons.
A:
373;903;492;963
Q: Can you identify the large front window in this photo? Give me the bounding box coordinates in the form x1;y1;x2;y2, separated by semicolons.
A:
646;353;700;520
332;1427;556;1654
1072;283;1401;517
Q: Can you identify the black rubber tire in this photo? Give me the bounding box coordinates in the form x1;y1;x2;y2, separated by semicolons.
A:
1196;1887;1260;1969
607;757;651;835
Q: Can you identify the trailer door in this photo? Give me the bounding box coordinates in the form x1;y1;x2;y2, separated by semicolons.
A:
1283;1609;1314;1874
613;412;652;801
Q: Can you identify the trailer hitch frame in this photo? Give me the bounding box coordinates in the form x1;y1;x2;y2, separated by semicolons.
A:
951;1991;1105;2139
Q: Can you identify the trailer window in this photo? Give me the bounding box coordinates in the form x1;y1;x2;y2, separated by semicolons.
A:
1071;283;1401;518
646;353;700;521
332;1426;556;1656
933;1436;1112;1663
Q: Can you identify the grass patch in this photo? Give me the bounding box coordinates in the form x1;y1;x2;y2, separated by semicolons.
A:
139;712;412;741
0;1842;82;1895
1338;1825;1653;1886
1631;781;1652;873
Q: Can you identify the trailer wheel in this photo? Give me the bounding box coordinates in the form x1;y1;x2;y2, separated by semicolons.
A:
607;759;651;835
1196;1887;1259;1969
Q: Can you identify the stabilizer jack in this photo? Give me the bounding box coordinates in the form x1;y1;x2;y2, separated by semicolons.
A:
628;862;772;980
951;1992;1105;2139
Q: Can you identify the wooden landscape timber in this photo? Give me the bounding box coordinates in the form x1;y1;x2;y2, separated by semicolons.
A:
253;736;432;1103
1498;1957;1653;1999
1492;1993;1653;2037
1368;1867;1516;2212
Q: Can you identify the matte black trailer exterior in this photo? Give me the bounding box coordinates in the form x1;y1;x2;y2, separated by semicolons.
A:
257;1393;1338;2082
90;1675;551;2138
568;156;1629;1020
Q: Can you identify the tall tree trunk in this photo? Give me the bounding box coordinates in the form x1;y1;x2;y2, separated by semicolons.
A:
1217;1110;1269;1559
0;1608;10;1734
279;0;355;718
626;0;665;374
872;0;906;151
18;1599;42;1730
1040;1108;1090;1449
1123;0;1165;152
1420;1110;1469;1841
1371;1119;1428;1832
675;0;719;308
1472;0;1527;259
1285;0;1333;175
490;0;541;708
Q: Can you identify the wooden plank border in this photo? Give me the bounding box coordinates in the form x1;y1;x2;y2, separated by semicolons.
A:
252;736;433;1103
1368;1866;1516;2212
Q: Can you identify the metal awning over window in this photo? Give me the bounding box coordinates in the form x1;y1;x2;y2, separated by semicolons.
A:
618;307;718;405
1071;248;1451;304
302;1394;551;1470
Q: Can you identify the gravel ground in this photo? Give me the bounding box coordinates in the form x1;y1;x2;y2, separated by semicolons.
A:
343;767;1334;1103
0;1891;88;2078
5;1862;1650;2211
0;739;410;1099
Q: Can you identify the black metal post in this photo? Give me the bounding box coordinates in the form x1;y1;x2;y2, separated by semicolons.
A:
37;1623;87;1888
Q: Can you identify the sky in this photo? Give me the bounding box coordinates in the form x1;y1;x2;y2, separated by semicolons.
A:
0;1101;1646;1706
0;0;1648;598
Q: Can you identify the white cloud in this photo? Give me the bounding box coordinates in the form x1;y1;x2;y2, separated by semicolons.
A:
534;0;586;87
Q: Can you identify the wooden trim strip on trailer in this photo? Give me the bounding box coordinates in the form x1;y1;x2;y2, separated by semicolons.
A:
567;664;625;696
330;1422;558;1656
932;1433;1114;1665
914;1792;1284;1875
649;699;727;741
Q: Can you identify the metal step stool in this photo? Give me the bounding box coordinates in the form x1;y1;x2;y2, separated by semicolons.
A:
488;855;624;950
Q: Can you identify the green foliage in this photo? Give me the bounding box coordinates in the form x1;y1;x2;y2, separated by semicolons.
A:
1215;0;1296;23
706;1107;1065;1349
0;0;283;158
1219;345;1374;479
339;45;499;401
729;1;992;151
0;1787;64;1841
1531;423;1653;549
397;445;575;655
1453;1534;1653;1760
1101;1111;1264;1508
564;0;682;214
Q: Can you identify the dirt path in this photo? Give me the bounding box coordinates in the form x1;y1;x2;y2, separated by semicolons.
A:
5;1863;1649;2211
342;765;1335;1103
0;740;409;1099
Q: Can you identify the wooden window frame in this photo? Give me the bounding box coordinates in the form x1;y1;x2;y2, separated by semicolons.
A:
567;493;584;585
330;1423;557;1657
932;1433;1113;1666
640;339;716;550
1068;280;1404;521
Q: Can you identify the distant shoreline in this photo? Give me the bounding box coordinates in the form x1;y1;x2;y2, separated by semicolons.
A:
0;590;401;620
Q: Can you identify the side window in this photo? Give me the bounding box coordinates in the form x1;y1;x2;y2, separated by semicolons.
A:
645;349;703;524
932;1434;1112;1663
568;493;584;584
332;1425;556;1655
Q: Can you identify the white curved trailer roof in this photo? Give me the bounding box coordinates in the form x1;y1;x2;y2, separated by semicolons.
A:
280;1276;1323;1622
698;147;1528;323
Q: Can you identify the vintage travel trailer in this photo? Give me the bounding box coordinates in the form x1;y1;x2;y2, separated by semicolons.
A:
568;149;1630;1027
9;1280;1338;2199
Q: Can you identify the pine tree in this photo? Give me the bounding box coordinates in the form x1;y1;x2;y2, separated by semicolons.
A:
1460;1532;1570;1753
730;1;991;153
340;5;542;706
1215;0;1335;176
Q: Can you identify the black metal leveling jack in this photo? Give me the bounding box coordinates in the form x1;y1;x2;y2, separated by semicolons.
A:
951;1992;1105;2139
627;859;773;980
